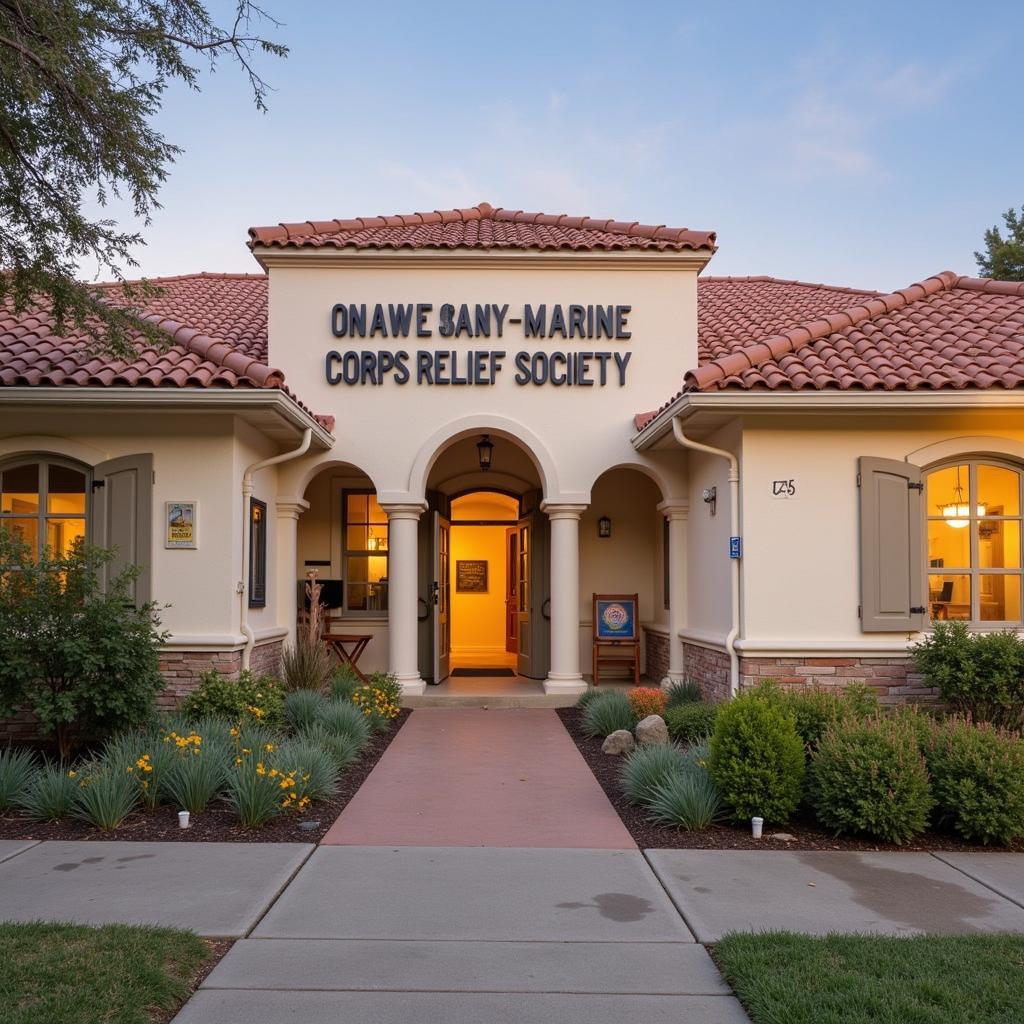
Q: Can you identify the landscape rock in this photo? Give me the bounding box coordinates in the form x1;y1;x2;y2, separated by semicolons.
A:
601;729;636;755
635;714;669;746
768;833;796;842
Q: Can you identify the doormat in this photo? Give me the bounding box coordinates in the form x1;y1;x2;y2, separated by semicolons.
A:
451;667;516;677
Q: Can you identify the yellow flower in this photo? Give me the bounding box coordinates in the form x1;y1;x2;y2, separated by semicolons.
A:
264;743;275;753
229;727;240;737
67;770;77;779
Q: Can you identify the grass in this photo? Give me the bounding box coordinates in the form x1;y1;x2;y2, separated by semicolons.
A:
0;921;211;1024
714;931;1024;1024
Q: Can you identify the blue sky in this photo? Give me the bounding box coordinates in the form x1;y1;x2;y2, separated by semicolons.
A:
106;0;1024;291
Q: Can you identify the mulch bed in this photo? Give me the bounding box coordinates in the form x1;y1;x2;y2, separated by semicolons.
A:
557;707;1024;853
0;709;410;844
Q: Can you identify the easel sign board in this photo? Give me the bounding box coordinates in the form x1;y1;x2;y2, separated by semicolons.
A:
594;595;638;642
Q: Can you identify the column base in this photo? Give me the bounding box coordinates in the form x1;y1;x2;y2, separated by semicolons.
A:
543;675;588;696
395;675;427;697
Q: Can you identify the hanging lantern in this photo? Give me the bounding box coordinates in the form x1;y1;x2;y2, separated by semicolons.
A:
476;434;494;471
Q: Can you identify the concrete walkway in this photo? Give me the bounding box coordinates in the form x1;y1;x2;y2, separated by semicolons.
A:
322;708;635;847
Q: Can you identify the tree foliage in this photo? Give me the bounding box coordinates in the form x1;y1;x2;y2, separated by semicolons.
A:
0;530;167;758
0;1;287;358
975;206;1024;281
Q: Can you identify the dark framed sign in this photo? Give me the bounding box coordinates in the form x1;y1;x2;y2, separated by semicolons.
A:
456;559;488;593
594;594;638;641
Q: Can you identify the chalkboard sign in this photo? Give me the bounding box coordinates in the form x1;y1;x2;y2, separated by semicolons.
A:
456;559;488;593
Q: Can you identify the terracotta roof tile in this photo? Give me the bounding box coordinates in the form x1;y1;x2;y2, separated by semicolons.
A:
248;201;717;254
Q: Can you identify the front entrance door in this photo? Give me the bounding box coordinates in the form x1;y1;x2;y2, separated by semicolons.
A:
432;511;451;684
515;509;550;679
505;526;518;654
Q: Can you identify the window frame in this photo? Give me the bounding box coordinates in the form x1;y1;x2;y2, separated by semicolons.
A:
248;497;267;609
340;487;389;617
924;457;1024;627
0;454;91;560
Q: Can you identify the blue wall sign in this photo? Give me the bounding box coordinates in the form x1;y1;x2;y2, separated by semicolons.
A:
729;536;742;559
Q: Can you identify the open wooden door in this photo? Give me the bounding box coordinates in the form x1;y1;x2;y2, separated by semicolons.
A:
432;511;451;684
515;509;550;679
505;526;518;654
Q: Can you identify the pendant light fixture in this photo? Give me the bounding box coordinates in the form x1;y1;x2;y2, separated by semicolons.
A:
940;466;985;528
476;434;494;472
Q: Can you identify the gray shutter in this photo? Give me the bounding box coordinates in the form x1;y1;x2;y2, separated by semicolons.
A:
858;456;924;632
92;454;153;605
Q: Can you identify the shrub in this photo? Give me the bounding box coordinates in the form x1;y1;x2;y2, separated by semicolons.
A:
272;737;338;803
72;762;138;830
21;764;79;820
0;534;166;759
319;699;371;746
924;718;1024;845
225;760;283;828
0;747;36;811
280;631;334;693
646;769;724;831
351;683;401;731
299;724;363;772
664;703;719;744
708;690;805;824
911;621;1024;729
179;669;285;730
777;686;879;751
367;672;403;708
161;731;230;813
619;743;688;805
581;691;636;738
810;715;933;844
665;679;703;708
284;690;328;732
628;686;667;719
329;664;362;702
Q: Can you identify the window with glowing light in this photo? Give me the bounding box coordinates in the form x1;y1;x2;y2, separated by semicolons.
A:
342;490;389;613
0;458;88;559
925;461;1022;624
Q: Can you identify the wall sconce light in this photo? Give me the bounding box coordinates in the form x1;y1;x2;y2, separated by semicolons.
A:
598;515;612;538
703;486;717;516
476;434;494;472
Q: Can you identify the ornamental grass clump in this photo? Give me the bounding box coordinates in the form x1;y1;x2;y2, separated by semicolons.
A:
582;691;636;738
628;686;667;719
225;759;284;828
810;714;933;845
280;627;334;693
329;664;361;702
71;762;138;830
272;737;338;803
299;724;363;772
664;702;719;745
0;747;36;811
161;730;230;814
101;730;178;810
574;688;604;710
665;679;703;708
21;764;78;821
619;742;689;805
319;698;371;746
645;768;723;831
708;689;805;824
924;717;1024;845
284;690;328;732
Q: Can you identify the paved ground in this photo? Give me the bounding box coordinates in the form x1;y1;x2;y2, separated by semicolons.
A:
322;708;635;847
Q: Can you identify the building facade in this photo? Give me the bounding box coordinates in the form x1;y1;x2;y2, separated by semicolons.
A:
3;203;1024;708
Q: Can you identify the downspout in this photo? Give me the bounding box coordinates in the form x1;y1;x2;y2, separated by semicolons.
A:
240;428;313;670
671;416;741;697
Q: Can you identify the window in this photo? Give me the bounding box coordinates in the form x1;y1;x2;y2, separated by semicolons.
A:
249;498;267;609
925;460;1023;625
0;458;88;559
342;490;388;613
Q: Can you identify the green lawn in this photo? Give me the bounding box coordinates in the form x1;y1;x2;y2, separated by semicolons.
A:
714;931;1024;1024
0;921;211;1024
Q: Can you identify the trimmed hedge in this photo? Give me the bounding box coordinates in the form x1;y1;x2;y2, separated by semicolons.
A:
664;702;719;744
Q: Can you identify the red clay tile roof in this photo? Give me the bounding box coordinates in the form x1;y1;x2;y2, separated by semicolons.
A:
635;273;1024;431
248;202;717;254
0;273;276;390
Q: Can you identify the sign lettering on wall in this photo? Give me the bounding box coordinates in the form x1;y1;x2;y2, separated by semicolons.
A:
324;301;634;388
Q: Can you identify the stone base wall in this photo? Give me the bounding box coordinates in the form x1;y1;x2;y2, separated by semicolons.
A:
643;628;670;683
156;638;284;710
740;655;938;705
683;642;731;703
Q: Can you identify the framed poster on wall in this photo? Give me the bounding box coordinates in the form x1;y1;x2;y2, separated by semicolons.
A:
165;501;197;549
456;559;488;593
594;594;637;641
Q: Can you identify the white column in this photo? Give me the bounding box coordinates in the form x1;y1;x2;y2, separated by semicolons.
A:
382;503;427;695
658;500;689;686
542;502;587;696
275;496;309;650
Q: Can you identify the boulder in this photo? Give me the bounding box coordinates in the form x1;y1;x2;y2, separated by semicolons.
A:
601;729;635;755
635;714;669;746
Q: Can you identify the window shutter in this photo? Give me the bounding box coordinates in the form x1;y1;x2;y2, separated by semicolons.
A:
92;454;154;605
858;456;924;632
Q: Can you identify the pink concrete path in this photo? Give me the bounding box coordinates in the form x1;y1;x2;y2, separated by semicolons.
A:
322;709;635;848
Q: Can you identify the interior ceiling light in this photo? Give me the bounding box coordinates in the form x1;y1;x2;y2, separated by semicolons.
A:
940;466;985;528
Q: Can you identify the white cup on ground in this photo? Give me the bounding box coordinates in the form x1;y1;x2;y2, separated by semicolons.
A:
751;816;764;839
178;810;190;829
